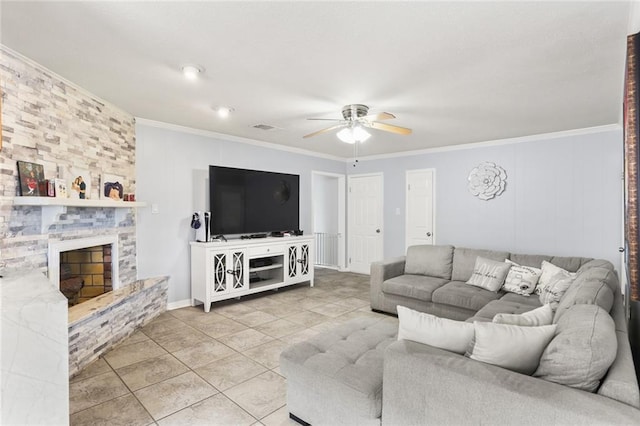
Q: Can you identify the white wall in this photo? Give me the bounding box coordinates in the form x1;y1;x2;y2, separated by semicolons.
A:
135;122;345;305
350;127;624;269
137;122;623;304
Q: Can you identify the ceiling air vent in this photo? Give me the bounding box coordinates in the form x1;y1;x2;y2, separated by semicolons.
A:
252;124;278;131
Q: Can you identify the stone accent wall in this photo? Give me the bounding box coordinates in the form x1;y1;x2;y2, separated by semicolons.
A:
68;276;168;377
0;46;137;283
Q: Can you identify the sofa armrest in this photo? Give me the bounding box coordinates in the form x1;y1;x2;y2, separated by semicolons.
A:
370;256;405;311
383;340;640;426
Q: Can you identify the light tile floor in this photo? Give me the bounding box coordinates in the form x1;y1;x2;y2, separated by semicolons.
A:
69;268;398;425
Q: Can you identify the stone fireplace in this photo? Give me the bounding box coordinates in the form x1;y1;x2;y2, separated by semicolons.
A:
0;47;171;379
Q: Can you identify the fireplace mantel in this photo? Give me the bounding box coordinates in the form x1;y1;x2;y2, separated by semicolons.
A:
5;196;146;232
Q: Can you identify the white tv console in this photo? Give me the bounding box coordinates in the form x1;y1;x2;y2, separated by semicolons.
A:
190;235;314;312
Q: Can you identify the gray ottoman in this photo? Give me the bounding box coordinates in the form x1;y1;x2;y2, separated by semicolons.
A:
280;317;398;426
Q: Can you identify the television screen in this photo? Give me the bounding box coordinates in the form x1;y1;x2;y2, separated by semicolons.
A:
209;166;300;235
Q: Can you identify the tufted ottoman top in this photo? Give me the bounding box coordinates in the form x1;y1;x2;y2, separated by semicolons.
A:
280;317;398;421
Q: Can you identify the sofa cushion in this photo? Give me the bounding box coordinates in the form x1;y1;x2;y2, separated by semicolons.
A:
466;322;557;375
397;306;474;354
547;256;593;273
553;267;616;324
534;304;617;392
508;253;552;268
474;299;539;321
576;259;615;274
432;281;503;312
499;292;543;307
493;304;553;327
404;244;454;279
502;260;541;296
466;257;511;292
382;275;448;302
452;248;511;282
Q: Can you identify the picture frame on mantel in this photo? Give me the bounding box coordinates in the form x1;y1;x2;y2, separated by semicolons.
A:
16;161;45;196
54;178;68;198
69;167;91;199
101;173;124;201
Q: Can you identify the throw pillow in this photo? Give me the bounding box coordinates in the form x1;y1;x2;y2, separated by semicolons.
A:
466;257;511;292
502;259;542;296
397;306;474;354
534;304;616;392
538;273;574;309
536;261;576;296
466;322;557;375
492;304;553;326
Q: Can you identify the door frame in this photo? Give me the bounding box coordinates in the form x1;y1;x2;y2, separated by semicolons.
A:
405;168;436;250
347;172;384;273
311;171;346;270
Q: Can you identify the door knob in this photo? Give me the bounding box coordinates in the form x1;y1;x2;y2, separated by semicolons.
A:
619;247;625;253
426;232;432;237
376;229;381;233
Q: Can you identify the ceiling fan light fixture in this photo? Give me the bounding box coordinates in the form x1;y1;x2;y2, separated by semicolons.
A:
353;125;371;142
337;125;371;144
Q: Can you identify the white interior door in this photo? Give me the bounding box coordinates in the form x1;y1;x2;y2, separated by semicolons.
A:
406;169;435;249
348;173;383;274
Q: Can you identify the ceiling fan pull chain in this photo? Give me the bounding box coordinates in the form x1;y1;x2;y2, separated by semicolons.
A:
353;139;359;167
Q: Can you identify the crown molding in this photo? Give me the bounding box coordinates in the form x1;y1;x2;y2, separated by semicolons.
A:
135;117;345;162
353;124;622;163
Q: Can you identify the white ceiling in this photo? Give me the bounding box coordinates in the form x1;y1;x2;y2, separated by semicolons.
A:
0;1;631;159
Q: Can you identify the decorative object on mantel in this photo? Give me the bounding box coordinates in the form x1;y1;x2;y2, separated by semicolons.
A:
16;161;45;196
468;162;507;200
101;173;124;201
53;178;68;198
70;167;91;199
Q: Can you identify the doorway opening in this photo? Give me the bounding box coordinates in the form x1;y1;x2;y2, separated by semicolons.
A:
311;171;346;270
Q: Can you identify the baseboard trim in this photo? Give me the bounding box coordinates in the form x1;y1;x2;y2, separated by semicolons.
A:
167;299;192;310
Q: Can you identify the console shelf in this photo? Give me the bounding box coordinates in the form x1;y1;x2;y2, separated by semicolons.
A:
250;263;284;273
190;236;314;312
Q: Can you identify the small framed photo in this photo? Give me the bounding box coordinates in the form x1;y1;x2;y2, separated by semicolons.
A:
69;168;91;199
17;161;45;196
54;179;68;198
101;173;124;201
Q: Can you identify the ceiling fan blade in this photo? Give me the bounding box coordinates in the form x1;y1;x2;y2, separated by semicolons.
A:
303;124;345;139
369;121;412;135
307;118;343;121
362;112;395;121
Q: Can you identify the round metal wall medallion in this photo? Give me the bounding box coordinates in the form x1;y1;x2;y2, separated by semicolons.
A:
468;162;507;200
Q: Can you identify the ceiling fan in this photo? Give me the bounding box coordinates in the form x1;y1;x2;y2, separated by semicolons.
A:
303;104;412;143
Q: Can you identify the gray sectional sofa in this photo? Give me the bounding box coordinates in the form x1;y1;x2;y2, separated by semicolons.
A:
373;244;640;424
281;244;640;425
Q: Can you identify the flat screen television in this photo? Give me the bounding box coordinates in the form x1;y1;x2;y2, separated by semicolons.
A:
209;165;300;235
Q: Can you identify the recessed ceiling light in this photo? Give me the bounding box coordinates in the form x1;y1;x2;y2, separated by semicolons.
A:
214;106;234;118
181;65;203;80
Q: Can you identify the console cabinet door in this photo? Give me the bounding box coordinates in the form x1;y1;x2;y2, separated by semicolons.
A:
210;249;247;295
286;243;311;283
228;249;248;292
